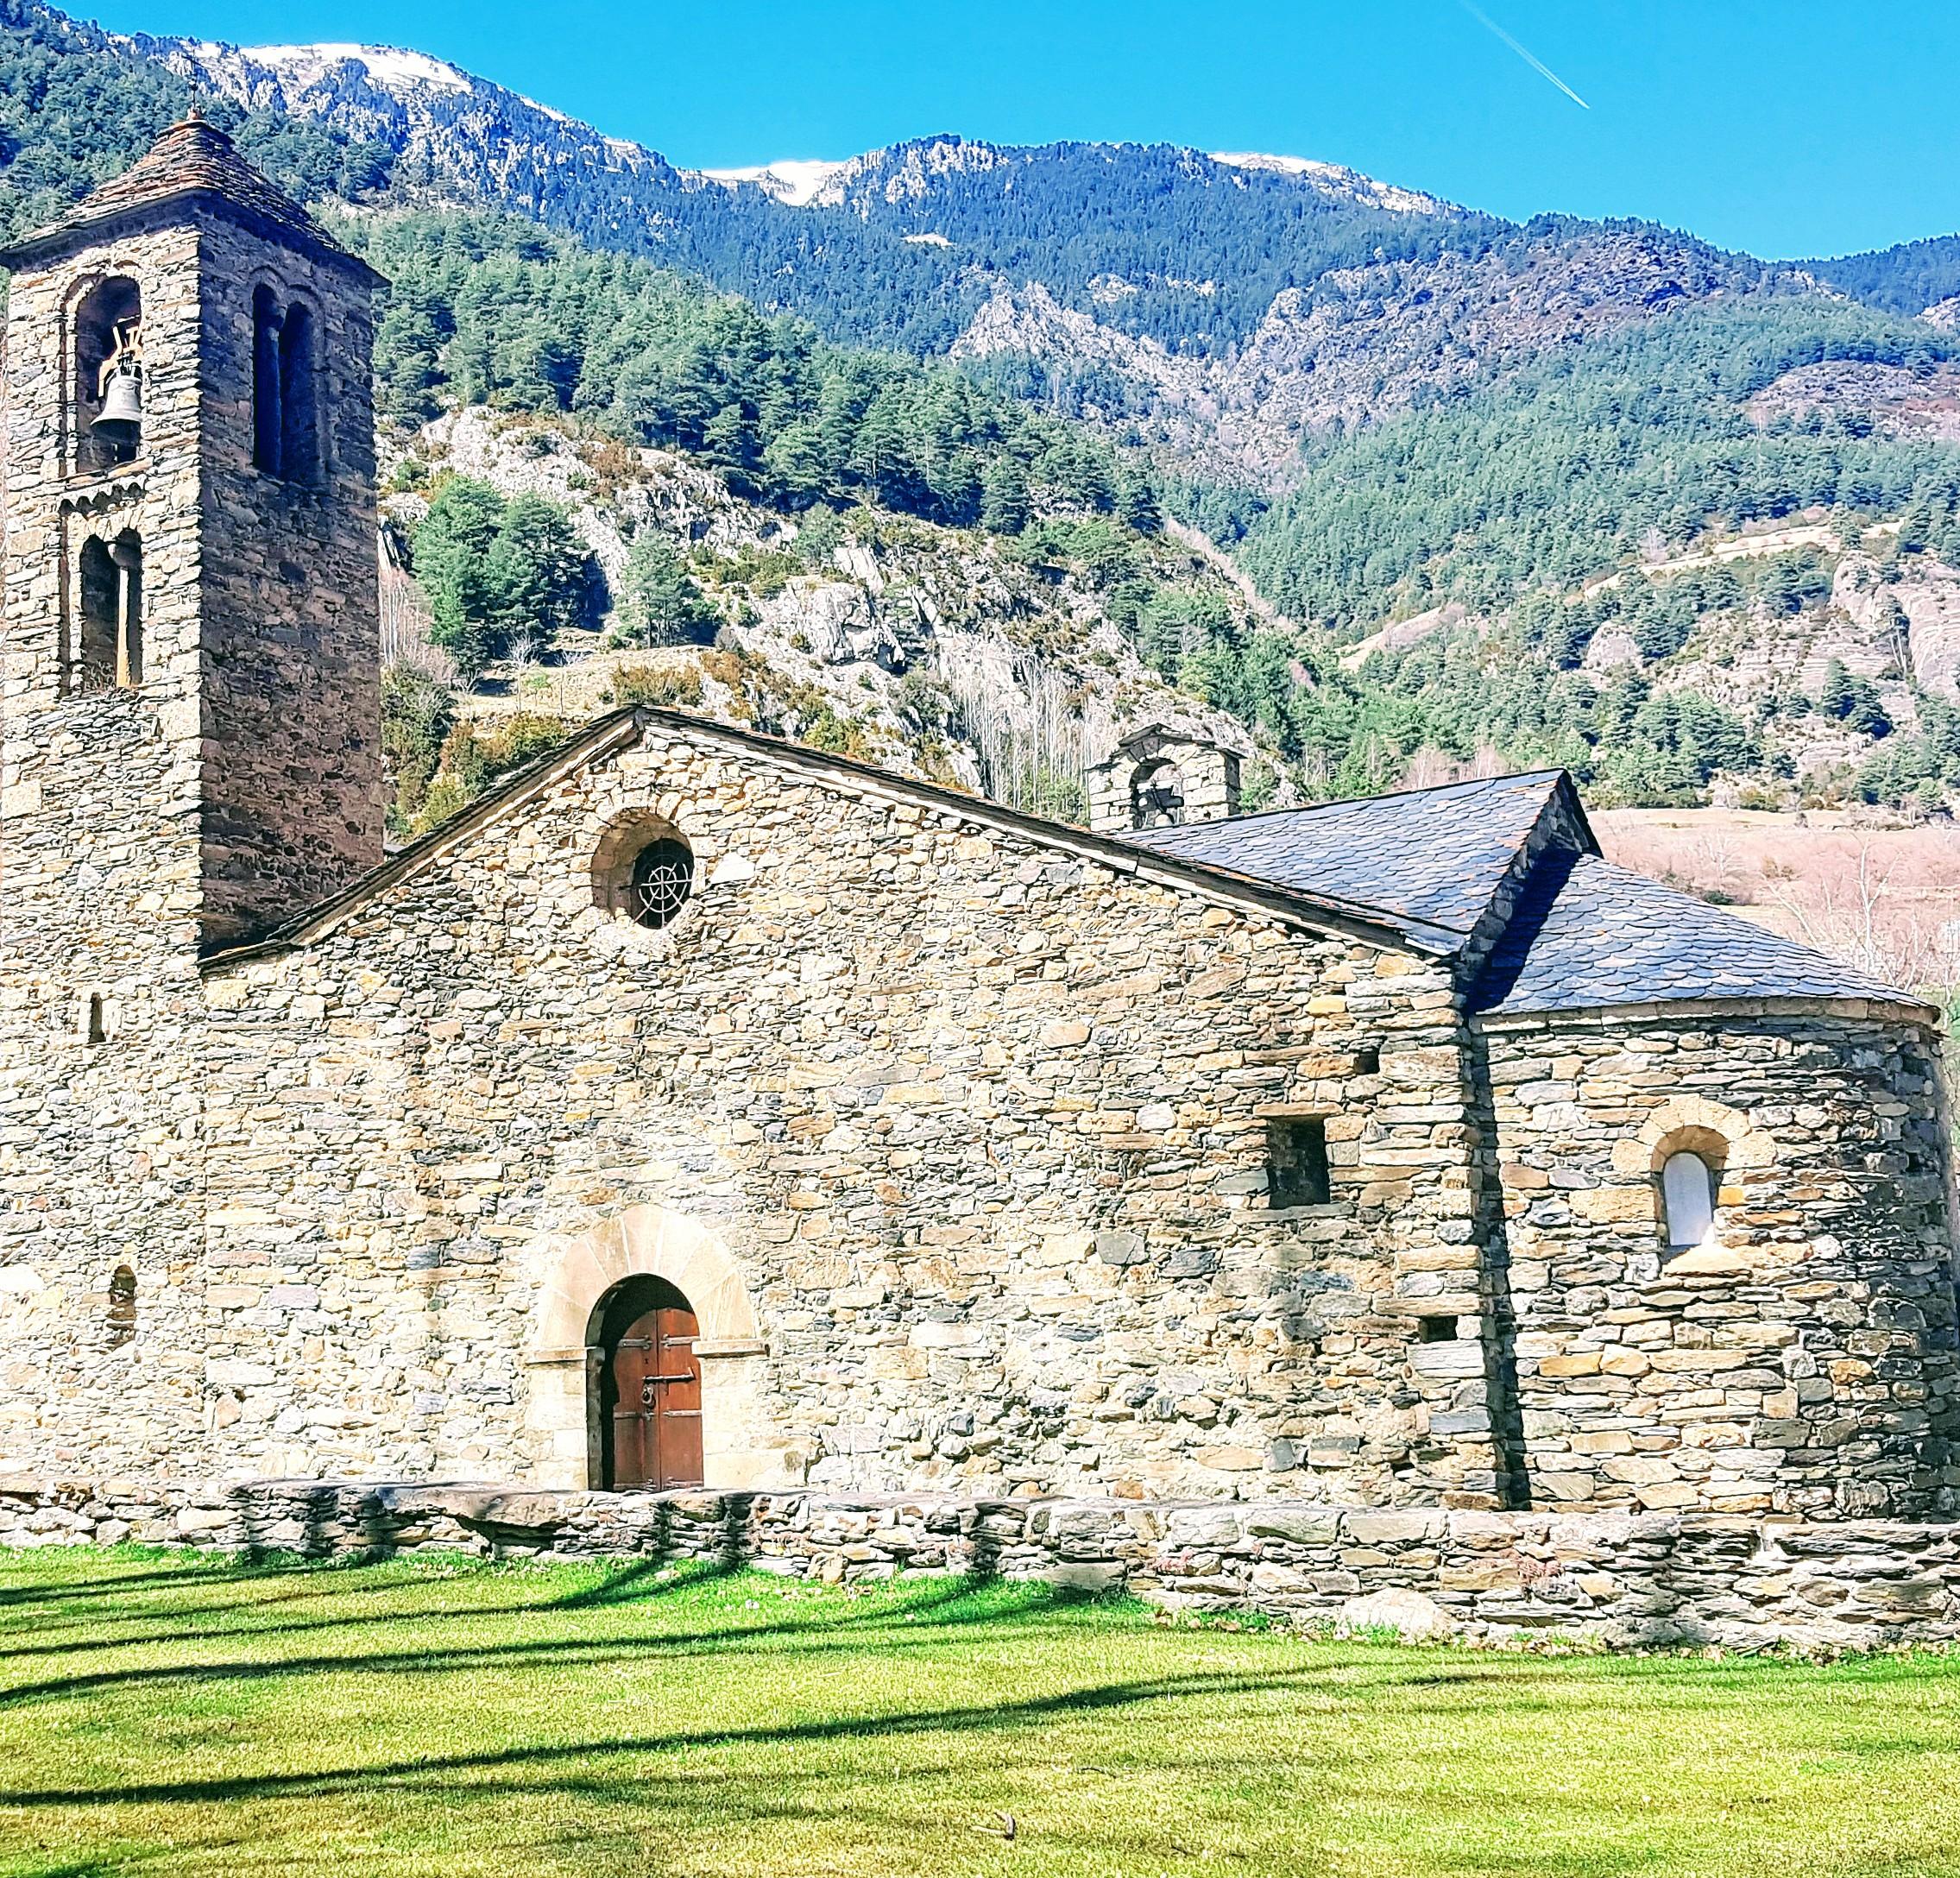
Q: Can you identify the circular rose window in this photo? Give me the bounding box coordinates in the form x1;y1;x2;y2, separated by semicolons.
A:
627;837;694;930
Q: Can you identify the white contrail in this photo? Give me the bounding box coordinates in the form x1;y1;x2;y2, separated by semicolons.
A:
1459;1;1591;109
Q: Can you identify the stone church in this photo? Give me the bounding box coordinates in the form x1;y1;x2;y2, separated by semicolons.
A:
1;119;1955;1529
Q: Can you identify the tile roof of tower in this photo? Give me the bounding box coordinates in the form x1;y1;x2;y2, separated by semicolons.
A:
0;112;381;281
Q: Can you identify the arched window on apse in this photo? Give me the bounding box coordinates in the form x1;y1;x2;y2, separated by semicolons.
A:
1661;1150;1717;1257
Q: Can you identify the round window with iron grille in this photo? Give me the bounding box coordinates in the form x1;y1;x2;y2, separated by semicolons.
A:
627;837;694;930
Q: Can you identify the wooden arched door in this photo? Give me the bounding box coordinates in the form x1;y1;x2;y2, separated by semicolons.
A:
608;1295;703;1490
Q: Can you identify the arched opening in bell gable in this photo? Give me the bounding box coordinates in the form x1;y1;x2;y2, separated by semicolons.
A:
1130;756;1187;829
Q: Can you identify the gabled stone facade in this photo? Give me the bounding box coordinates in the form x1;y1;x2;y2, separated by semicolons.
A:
0;127;1955;1540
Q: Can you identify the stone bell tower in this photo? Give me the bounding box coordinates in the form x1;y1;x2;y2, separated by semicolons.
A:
0;112;386;956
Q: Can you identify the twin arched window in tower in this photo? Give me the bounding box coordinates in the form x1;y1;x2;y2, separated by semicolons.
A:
72;276;325;482
252;285;322;484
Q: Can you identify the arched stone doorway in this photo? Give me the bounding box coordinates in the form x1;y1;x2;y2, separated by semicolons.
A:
523;1203;798;1490
589;1274;703;1490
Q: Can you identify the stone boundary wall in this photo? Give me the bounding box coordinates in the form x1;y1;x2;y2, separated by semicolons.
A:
3;1478;1957;1653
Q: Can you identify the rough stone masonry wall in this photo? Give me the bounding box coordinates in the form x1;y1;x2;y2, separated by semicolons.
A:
0;221;219;1479
195;213;383;945
4;1477;1956;1654
1483;1005;1960;1520
132;722;1501;1506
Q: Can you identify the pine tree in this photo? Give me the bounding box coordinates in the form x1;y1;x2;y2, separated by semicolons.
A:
980;459;1031;535
616;533;716;648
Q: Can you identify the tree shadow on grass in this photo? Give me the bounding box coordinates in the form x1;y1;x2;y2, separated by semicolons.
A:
0;1556;337;1610
0;1556;577;1663
0;1660;1357;1812
0;1571;1128;1711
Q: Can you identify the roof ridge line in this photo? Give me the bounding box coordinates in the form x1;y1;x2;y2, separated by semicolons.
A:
1132;766;1570;838
204;707;1464;968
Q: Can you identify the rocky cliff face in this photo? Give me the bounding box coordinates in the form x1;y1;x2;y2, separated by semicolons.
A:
388;407;1267;816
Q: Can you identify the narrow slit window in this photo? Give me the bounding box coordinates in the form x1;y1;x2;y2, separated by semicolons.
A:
1661;1150;1717;1255
85;994;106;1045
1267;1116;1331;1210
105;1264;135;1346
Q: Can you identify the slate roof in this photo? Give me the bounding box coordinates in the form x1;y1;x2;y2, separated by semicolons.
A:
1123;770;1572;944
1123;767;1917;1017
1466;848;1912;1015
0;114;380;281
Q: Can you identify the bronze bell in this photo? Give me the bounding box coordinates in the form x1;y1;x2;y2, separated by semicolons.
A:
91;366;142;448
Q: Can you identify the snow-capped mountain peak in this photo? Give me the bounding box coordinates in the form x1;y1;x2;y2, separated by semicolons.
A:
1207;152;1453;216
699;160;852;207
230;41;474;93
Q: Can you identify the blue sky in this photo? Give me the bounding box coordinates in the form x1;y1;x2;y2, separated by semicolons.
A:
76;0;1960;258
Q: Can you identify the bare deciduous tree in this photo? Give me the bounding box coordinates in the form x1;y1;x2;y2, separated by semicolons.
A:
938;635;1092;822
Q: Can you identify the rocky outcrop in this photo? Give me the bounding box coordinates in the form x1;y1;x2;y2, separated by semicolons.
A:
394;408;1261;804
955;234;1757;480
1748;359;1960;443
129;34;710;241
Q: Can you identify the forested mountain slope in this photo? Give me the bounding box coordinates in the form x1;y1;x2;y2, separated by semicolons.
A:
1801;235;1960;319
8;2;1960;816
123;19;1790;479
356;216;1960;816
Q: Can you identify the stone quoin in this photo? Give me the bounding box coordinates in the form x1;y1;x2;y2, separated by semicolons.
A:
0;127;1957;1630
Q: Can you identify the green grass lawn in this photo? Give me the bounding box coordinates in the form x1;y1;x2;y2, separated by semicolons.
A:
1;1547;1957;1878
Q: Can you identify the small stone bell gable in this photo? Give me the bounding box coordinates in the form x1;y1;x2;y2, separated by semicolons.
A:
1086;725;1242;833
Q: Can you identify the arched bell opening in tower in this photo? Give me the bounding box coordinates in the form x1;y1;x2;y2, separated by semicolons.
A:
73;276;142;470
92;354;142;447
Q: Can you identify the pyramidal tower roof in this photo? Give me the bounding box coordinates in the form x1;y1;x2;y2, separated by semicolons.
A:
0;110;381;281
